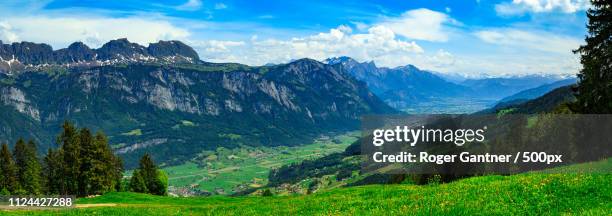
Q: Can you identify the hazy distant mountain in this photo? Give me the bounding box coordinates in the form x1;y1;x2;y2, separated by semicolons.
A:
325;56;472;110
479;85;576;115
0;40;396;167
431;71;476;83
498;78;577;104
325;56;566;113
460;75;563;99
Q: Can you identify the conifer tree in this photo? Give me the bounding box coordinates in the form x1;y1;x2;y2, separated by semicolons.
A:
57;121;81;195
112;156;125;192
10;139;38;195
573;0;612;113
129;153;167;195
43;148;64;195
129;170;147;193
0;143;18;193
12;138;28;183
139;153;160;194
84;131;117;195
42;122;123;196
17;140;42;195
77;128;94;196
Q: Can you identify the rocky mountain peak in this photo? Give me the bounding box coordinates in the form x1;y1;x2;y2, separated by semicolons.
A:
96;38;149;60
324;56;378;72
0;39;201;73
284;58;336;76
324;56;358;66
393;64;419;72
54;42;96;63
147;40;199;61
0;41;55;65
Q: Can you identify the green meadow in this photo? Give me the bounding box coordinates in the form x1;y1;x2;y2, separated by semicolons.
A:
4;159;610;215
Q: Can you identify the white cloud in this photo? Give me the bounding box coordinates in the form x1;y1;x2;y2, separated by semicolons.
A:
336;25;352;34
474;28;582;54
350;21;369;31
176;0;203;11
191;25;424;66
496;0;590;15
377;8;458;42
0;16;189;48
214;3;227;10
192;40;245;53
430;49;456;67
0;22;20;42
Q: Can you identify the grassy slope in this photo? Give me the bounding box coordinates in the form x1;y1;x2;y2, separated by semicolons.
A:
5;159;611;215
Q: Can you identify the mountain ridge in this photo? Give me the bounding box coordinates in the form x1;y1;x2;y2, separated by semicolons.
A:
0;39;200;73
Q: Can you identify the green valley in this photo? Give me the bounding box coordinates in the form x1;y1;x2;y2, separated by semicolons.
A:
161;132;359;195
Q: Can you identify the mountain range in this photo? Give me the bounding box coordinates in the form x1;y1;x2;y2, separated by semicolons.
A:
0;39;199;73
0;40;395;167
325;56;567;113
324;57;471;109
0;39;572;167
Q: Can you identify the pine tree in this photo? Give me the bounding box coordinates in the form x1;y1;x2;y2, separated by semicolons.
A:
57;121;81;195
101;131;125;193
129;170;147;193
139;153;160;194
12;139;44;195
12;138;28;185
77;128;94;196
129;153;166;195
112;156;125;192
84;131;117;195
0;143;18;193
43;148;64;195
19;140;42;195
573;0;612;113
42;123;124;196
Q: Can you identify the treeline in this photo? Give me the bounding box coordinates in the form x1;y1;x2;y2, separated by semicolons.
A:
0;121;167;197
0;122;122;196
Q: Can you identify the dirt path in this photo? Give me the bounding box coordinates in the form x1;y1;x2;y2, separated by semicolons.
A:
75;203;118;208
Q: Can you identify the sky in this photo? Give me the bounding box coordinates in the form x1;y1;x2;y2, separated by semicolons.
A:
0;0;591;77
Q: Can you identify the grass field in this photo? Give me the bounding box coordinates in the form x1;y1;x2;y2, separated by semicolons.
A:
162;132;359;194
4;159;610;215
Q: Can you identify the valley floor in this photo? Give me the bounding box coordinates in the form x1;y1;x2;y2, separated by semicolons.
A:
4;159;611;215
161;132;359;195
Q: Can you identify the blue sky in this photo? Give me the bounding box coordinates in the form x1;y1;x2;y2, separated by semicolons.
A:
0;0;591;77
